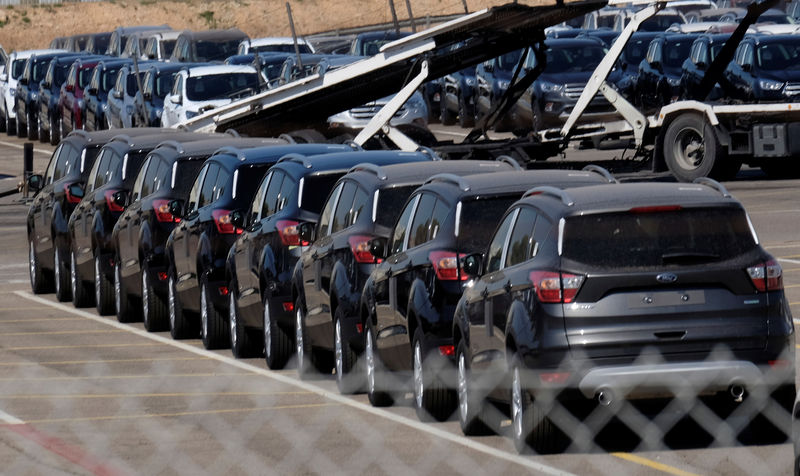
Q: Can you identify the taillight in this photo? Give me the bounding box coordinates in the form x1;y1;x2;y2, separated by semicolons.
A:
212;209;240;235
64;183;81;204
529;271;584;303
747;259;783;292
349;235;381;264
104;189;124;212
429;251;467;281
153;199;179;223
276;220;308;246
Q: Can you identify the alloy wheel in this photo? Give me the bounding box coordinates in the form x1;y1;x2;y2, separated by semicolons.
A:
263;302;272;360
413;341;424;410
229;293;238;350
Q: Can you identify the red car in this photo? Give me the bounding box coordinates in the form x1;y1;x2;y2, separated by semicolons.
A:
58;57;100;139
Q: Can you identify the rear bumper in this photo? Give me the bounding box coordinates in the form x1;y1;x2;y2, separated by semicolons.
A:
576;360;794;400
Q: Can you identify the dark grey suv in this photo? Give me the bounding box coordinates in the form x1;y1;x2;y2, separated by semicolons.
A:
453;179;795;453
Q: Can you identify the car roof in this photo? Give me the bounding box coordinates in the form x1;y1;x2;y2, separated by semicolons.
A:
343;160;515;189
96;58;134;69
103;132;221;155
522;182;739;216
748;33;800;44
418;169;615;200
184;64;256;76
12;49;66;59
113;25;171;35
544;37;606;48
149;136;288;161
247;37;311;46
177;28;248;41
209;143;356;170
272;149;431;178
64;128;180;146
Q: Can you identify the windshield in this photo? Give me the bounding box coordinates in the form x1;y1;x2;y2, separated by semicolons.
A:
12;59;25;79
457;196;520;253
32;61;48;82
91;35;110;54
640;14;685;31
757;41;800;70
253;44;312;54
562;207;757;268
546;45;606;73
155;71;176;98
78;68;94;88
497;49;523;72
160;40;177;58
186;72;259;101
194;40;242;62
664;38;694;68
101;67;122;92
622;37;653;65
125;72;144;96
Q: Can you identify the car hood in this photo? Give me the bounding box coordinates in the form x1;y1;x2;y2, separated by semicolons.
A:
758;69;800;83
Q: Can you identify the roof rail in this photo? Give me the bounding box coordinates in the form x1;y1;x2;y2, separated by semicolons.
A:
523;186;575;206
110;134;134;146
416;146;441;161
67;130;90;140
348;163;386;180
347;141;363;151
496;155;522;170
213;146;247;161
582;164;618;183
155;140;185;154
277;153;313;168
278;133;296;144
692;177;731;198
424;173;470;192
224;128;240;137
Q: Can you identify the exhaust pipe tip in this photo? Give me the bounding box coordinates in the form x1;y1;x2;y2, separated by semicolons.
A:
596;388;614;407
730;384;745;403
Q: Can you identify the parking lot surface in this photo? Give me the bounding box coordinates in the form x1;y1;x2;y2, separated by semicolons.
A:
0;135;797;475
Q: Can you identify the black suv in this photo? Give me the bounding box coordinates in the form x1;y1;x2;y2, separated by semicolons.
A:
168;143;352;348
292;159;519;391
454;180;794;452
636;33;701;110
16;52;78;140
68;131;208;313
680;33;731;101
439;67;477;128
361;167;617;421
113;137;285;331
724;34;800;102
474;49;524;129
227;150;433;367
84;58;133;131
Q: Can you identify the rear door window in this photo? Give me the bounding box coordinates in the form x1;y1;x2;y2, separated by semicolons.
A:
485;210;516;273
261;170;285;218
317;182;344;238
185;164;209;214
505;208;538;268
331;182;357;234
407;193;437;249
456;195;520;254
130;156;152;202
389;195;419;255
197;163;220;209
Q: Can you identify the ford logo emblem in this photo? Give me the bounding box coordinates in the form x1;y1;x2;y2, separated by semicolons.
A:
656;273;678;283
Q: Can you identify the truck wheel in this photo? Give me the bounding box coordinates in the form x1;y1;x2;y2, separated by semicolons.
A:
663;113;729;182
289;129;326;144
458;96;474;128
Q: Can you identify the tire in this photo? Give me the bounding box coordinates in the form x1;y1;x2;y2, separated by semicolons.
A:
49;115;59;146
168;270;196;339
440;97;456;125
229;290;260;358
53;246;71;302
457;340;491;435
289;129;326;144
263;297;292;369
663;113;732;182
59;116;65;141
70;250;92;307
510;356;559;454
334;307;361;394
458;96;474;128
412;328;456;422
114;260;138;323
142;266;168;332
6;113;15;136
37;114;46;143
27;112;37;141
365;320;394;407
29;239;53;294
0;112;6;132
94;252;115;315
295;299;332;378
16;114;25;138
200;281;229;349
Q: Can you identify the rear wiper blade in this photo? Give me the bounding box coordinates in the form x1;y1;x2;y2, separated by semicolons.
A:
661;252;720;264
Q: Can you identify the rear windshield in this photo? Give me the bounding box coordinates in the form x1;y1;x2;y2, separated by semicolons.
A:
195;40;242;62
234;164;271;204
376;185;418;228
457;196;520;253
301;173;345;213
640;14;684;31
122;151;150;187
562;207;758;268
186;73;259;101
253;44;312;54
757;40;800;71
173;160;206;195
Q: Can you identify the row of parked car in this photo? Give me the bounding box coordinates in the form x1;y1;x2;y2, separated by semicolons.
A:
27;127;795;452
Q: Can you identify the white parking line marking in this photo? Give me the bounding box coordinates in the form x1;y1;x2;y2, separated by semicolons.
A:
779;258;800;265
15;290;578;476
0;408;24;425
0;141;52;156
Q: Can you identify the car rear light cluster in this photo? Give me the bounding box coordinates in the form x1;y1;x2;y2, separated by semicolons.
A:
747;259;783;292
104;189;124;212
348;235;381;264
212;209;241;235
153;199;179;223
529;271;584;303
276;220;308;246
429;251;468;281
64;183;81;204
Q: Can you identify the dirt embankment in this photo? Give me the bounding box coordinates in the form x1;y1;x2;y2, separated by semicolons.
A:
0;0;528;52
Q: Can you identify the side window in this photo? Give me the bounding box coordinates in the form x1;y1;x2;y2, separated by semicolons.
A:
66;66;76;87
428;199;450;241
86;149;108;192
143;71;153;97
249;172;271;223
113;69;125;95
317;182;344;238
197;163;220;209
185;164;209;214
530;215;553;261
735;43;748;66
131;156;152;202
389;195;419;255
742;43;754;68
505;208;538;268
276;174;295;212
331;182;357;234
212;168;230;203
261;170;285;218
485;210;517;274
44;62;54;85
171;74;183;96
141;157;163;199
407;193;436;249
349;187;369;228
152;159;171;195
44;144;63;185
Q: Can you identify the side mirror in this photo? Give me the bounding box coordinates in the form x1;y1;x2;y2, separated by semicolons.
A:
168;199;184;218
230;209;246;230
87;87;98;95
68;182;85;200
169;94;181;105
112;89;123;99
695;60;707;70
650;60;662;70
462;253;483;278
143;92;152;101
298;222;315;244
368;237;388;260
27;174;43;193
742;63;752;72
112;190;127;208
19;77;28;85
